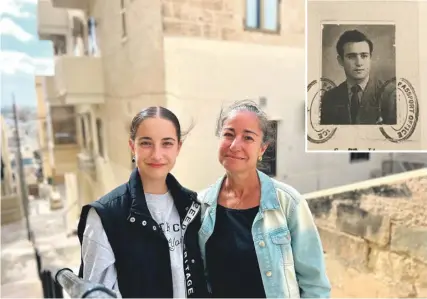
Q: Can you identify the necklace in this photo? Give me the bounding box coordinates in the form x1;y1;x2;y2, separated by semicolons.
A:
221;187;245;209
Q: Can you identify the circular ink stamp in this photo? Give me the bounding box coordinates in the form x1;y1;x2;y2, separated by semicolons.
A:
307;78;338;144
378;78;419;143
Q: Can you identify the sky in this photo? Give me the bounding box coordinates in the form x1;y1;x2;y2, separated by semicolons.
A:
0;0;54;108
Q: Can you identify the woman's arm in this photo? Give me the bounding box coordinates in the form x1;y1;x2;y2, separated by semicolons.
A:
82;208;122;297
288;198;331;298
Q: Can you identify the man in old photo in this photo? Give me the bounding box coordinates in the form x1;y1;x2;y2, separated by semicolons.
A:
320;30;396;125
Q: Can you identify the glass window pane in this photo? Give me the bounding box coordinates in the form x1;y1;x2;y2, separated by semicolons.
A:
246;0;260;28
263;0;279;31
96;119;104;157
51;106;76;145
257;121;277;176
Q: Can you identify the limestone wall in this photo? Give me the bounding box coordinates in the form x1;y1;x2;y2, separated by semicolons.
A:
161;0;304;47
1;194;23;226
305;168;427;298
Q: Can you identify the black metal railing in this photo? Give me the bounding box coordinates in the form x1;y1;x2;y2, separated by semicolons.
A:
35;248;117;298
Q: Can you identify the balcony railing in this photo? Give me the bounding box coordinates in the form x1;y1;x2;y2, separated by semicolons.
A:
35;245;117;298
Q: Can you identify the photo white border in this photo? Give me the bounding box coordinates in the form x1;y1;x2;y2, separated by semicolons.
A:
305;0;425;152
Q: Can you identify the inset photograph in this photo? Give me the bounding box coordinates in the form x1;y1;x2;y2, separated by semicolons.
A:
319;23;397;126
306;0;425;151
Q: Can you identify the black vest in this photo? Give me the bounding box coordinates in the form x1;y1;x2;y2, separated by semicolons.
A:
77;169;209;298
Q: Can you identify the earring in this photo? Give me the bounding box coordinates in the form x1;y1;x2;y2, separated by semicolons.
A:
258;156;263;161
132;156;135;163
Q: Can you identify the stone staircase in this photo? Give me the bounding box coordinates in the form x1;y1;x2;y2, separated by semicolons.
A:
1;199;81;298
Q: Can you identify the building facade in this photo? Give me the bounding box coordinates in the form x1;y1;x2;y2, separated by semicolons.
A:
1;116;23;225
37;0;426;211
1;116;15;196
35;73;80;185
35;76;53;183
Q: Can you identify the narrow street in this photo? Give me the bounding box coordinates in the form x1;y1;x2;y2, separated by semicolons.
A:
1;192;81;298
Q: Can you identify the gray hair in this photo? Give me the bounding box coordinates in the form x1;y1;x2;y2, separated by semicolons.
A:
215;100;276;145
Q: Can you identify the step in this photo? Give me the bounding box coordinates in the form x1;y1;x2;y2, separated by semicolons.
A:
1;279;42;298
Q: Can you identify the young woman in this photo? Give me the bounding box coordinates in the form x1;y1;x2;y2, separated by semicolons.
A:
77;107;208;298
198;101;331;298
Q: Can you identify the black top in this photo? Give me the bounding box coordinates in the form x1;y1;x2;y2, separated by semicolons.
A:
206;204;266;298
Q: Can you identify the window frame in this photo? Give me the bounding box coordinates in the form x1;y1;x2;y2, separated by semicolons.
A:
244;0;281;34
50;106;77;146
96;118;104;158
120;0;128;40
257;120;278;177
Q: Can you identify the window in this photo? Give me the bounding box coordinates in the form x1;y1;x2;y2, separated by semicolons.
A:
120;0;127;39
41;120;49;148
245;0;280;32
50;106;77;145
350;153;370;162
80;117;87;148
257;121;277;176
88;17;100;56
72;17;85;56
86;114;94;152
96;118;104;157
1;158;4;181
51;34;67;55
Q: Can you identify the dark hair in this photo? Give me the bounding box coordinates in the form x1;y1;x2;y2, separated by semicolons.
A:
130;106;190;142
215;100;275;145
336;30;373;58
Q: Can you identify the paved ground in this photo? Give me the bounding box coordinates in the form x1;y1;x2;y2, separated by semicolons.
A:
1;193;81;298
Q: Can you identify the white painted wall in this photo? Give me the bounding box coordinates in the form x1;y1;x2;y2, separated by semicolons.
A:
164;37;387;193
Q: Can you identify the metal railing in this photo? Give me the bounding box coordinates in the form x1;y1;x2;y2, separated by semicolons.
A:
35;248;117;298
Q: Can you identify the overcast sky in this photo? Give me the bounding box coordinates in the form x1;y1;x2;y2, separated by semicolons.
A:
1;0;54;108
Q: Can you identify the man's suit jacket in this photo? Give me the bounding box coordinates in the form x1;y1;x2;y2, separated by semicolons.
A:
319;78;396;125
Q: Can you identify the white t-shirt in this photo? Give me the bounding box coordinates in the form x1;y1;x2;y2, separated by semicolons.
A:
82;192;186;298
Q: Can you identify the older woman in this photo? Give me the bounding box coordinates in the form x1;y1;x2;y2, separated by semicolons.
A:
198;101;331;298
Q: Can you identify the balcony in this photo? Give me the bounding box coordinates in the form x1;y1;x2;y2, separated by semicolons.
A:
77;152;96;180
44;76;66;106
37;0;69;41
46;56;105;105
51;0;87;10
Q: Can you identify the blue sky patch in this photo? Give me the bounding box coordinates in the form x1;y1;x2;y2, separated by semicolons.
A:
1;0;54;107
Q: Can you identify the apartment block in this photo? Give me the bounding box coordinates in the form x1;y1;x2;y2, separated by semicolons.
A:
35;72;80;186
37;0;426;210
35;76;53;183
1;116;23;225
1;116;15;196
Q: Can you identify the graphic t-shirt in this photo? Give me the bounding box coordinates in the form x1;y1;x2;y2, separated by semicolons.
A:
82;192;186;298
146;192;186;298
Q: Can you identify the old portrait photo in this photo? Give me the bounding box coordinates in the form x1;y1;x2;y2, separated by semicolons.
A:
319;24;397;126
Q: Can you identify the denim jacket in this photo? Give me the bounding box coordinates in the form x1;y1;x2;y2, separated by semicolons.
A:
198;170;331;298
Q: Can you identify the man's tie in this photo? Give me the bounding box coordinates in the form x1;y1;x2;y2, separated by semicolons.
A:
350;85;361;124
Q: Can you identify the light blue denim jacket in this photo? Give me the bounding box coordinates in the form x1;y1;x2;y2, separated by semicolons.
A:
198;170;331;298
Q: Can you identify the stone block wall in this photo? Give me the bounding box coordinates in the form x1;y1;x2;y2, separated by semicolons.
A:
161;0;304;47
305;169;427;298
1;194;23;226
